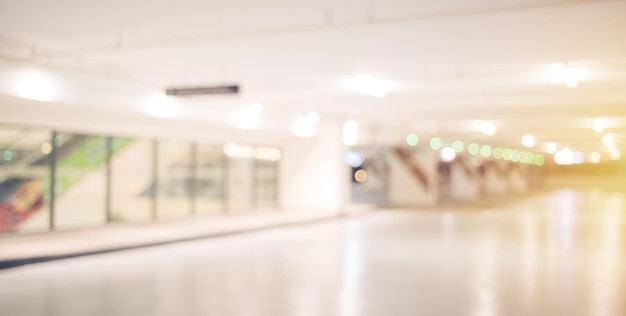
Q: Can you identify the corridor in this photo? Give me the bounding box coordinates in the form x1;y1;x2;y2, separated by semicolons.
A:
1;189;625;316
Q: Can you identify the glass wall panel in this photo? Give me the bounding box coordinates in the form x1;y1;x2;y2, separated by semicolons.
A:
0;125;51;233
156;141;192;219
55;133;106;229
195;144;224;215
254;148;280;209
110;138;152;222
224;143;254;212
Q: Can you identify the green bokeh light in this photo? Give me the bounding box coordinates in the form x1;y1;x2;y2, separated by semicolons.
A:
520;152;529;164
511;150;520;162
502;148;512;160
480;145;492;158
527;153;535;164
406;133;419;147
493;147;503;159
535;154;545;166
452;140;464;153
468;143;480;155
430;137;442;150
3;150;13;161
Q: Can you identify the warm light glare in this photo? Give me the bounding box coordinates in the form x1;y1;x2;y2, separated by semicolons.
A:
41;142;52;154
546;142;557;154
441;147;456;162
603;134;613;146
406;133;419;146
346;75;390;98
343;120;359;146
255;147;282;161
480;122;496;136
590;152;601;164
610;148;620;160
293;117;315;138
554;148;574;165
593;118;605;133
307;112;320;125
522;135;535;148
557;65;579;88
146;94;180;119
354;170;368;182
224;142;255;158
16;70;55;101
249;102;263;114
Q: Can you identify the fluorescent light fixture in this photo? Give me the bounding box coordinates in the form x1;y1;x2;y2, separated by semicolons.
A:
522;135;535;148
343;120;359;146
346;75;390;98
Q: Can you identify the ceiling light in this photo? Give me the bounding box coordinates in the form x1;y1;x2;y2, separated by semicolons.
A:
554;148;574;165
593;118;605;133
522;135;535;148
306;112;320;125
146;93;179;119
603;134;613;146
343;120;359;146
545;142;557;154
16;70;55;101
610;148;620;160
293;117;315;138
590;152;601;164
480;122;496;136
249;102;263;114
557;65;579;88
441;147;456;162
573;152;585;164
346;75;390;98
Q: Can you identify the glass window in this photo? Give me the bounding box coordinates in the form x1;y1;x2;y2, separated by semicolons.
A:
254;156;279;209
156;141;192;219
195;144;225;216
55;133;107;229
110;138;153;222
0;125;52;233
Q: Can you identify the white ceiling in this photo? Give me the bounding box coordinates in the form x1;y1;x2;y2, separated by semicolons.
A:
1;0;626;156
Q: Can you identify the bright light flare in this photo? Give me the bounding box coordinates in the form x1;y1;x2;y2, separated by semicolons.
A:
593;118;605;133
554;148;574;165
603;135;613;146
590;152;601;164
546;142;557;154
16;70;55;101
146;93;179;119
441;147;456;162
345;75;390;98
343;120;359;146
522;135;535;148
480;122;496;136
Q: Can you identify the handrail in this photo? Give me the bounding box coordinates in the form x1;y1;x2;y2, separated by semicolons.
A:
393;147;430;191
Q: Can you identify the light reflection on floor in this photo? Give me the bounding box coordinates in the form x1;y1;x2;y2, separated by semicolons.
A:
1;189;625;316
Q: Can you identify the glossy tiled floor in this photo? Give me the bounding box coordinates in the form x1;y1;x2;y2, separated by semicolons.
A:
1;189;625;316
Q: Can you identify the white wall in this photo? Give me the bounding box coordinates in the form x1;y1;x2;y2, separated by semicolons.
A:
279;119;350;213
389;148;438;206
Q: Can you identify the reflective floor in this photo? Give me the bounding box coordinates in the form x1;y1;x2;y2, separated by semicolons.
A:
1;189;625;316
